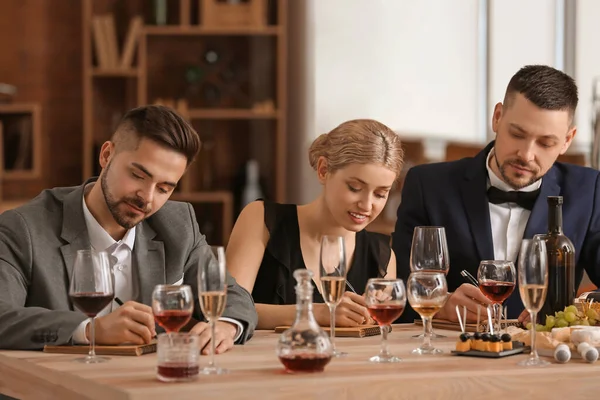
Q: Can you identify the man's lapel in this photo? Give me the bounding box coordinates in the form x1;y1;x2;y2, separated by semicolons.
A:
459;142;495;261
134;221;166;305
524;166;561;238
60;181;93;289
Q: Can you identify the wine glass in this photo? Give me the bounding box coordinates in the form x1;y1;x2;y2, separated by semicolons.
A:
478;260;516;333
197;245;228;375
319;235;348;357
69;249;114;364
407;272;448;355
152;284;194;333
364;278;406;363
518;236;550;367
410;226;449;339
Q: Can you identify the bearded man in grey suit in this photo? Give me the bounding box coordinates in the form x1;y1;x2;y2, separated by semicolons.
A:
0;105;257;351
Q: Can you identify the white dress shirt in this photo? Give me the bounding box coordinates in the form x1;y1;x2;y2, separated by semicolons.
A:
72;187;242;343
486;149;542;262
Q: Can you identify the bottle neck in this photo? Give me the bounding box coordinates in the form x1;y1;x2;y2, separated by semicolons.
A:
295;291;317;323
548;203;563;235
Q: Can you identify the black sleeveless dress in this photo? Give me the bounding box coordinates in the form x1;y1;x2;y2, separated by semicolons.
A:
251;200;392;305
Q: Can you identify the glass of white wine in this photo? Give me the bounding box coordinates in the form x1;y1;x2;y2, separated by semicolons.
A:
518;236;549;367
407;271;448;355
197;245;228;375
319;235;347;358
409;226;450;339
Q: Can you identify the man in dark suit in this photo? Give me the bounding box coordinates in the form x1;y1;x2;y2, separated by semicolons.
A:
0;105;257;350
393;65;600;323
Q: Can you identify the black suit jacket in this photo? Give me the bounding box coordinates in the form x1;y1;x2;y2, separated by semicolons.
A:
393;142;600;321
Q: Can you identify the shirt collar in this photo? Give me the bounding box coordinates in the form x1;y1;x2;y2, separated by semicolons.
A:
82;184;136;253
485;147;542;193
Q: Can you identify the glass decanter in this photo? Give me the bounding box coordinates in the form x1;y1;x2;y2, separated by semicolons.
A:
276;269;333;373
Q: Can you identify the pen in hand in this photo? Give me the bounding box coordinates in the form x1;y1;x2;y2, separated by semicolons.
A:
114;297;124;306
460;270;479;286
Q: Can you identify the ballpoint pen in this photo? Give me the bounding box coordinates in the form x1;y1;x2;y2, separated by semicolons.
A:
461;270;479;286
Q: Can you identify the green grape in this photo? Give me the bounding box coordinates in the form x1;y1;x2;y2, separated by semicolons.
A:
526;322;533;330
564;311;577;323
556;318;569;328
580;319;591;326
545;315;556;328
586;309;599;320
566;305;579;315
589;319;597;326
556;311;565;319
571;320;582;326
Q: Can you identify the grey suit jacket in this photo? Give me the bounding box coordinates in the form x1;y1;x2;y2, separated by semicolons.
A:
0;180;257;350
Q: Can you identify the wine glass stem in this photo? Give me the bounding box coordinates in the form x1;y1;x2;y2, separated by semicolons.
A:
329;305;336;350
89;317;96;358
494;303;501;333
422;317;432;348
379;325;390;356
529;311;538;359
209;319;216;367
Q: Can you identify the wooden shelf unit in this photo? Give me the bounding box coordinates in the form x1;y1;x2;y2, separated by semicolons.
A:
82;0;288;245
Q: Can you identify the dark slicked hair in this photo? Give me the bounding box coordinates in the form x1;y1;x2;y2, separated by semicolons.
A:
113;105;201;165
504;65;578;120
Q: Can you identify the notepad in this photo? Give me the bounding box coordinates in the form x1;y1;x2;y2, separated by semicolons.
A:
274;325;385;338
414;318;522;333
43;341;156;356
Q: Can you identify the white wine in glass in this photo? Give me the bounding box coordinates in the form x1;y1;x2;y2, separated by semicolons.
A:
198;245;228;375
409;226;449;339
518;236;550;367
407;271;448;355
319;235;347;357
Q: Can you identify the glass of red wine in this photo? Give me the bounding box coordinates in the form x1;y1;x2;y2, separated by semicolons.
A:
197;246;228;375
69;249;114;364
477;260;516;333
152;285;194;334
364;278;406;363
409;226;450;339
156;333;200;382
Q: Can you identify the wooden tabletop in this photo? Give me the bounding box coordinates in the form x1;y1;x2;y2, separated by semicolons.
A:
1;324;599;399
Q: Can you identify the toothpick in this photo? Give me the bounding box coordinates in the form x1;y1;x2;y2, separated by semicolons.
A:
487;306;494;335
463;306;467;331
476;305;481;332
455;305;465;333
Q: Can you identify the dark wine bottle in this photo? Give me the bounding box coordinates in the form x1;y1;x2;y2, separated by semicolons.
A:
539;196;576;324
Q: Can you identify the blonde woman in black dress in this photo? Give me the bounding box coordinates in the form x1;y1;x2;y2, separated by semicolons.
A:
226;119;405;329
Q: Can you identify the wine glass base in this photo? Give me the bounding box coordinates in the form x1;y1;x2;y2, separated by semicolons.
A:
518;357;550;367
332;349;348;358
369;354;401;363
411;347;443;355
411;332;446;339
200;366;228;375
74;355;110;364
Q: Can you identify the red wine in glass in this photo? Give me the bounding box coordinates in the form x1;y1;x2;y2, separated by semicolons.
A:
70;292;114;317
154;310;192;333
368;304;405;326
279;353;332;373
479;281;515;303
157;363;200;380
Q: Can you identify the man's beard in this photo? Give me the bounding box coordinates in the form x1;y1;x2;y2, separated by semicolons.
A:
495;154;541;189
100;162;149;229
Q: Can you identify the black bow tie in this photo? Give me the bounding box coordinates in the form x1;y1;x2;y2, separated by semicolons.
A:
487;186;540;210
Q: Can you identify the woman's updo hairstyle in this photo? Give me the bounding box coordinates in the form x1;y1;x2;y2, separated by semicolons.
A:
308;119;404;179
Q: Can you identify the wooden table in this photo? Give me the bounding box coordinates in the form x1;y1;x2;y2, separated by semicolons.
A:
1;324;598;399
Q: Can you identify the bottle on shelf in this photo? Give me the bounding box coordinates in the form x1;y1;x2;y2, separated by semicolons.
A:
241;159;263;209
539;196;576;324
